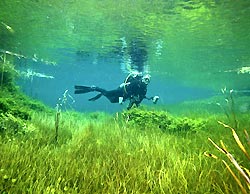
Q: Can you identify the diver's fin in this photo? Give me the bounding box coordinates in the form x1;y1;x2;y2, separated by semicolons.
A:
75;85;91;90
74;85;96;94
88;93;102;101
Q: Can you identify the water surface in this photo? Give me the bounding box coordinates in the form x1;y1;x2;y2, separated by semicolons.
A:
1;0;250;112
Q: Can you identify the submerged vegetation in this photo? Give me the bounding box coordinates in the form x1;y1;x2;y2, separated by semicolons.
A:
0;57;249;193
1;0;250;193
206;121;250;194
1;82;250;193
0;48;249;194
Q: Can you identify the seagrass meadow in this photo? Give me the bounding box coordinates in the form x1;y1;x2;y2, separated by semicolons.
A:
1;1;250;193
0;86;250;193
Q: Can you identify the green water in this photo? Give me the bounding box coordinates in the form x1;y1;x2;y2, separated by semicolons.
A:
1;2;250;192
1;0;250;90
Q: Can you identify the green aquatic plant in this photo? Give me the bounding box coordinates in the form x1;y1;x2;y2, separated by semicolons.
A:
54;90;76;144
0;93;30;136
0;110;245;193
0;87;51;137
122;107;206;133
0;112;35;136
216;87;238;130
54;104;61;144
0;53;5;87
0;53;18;90
0;87;247;193
205;121;250;194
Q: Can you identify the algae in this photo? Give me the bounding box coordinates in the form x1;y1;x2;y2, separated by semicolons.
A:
0;57;51;136
123;107;206;133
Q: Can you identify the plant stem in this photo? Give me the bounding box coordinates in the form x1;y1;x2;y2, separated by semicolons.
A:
1;53;6;87
55;111;60;143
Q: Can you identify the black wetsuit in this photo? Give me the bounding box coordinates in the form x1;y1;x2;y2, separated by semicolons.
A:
123;75;148;109
74;74;148;109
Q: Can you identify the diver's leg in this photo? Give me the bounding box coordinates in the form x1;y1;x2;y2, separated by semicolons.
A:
127;98;136;110
87;87;123;104
102;88;124;103
94;87;107;94
88;93;103;101
87;87;107;101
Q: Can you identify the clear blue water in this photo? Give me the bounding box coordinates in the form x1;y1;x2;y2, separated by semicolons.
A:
1;0;250;112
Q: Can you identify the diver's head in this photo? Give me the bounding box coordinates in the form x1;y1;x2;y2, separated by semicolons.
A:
142;74;151;85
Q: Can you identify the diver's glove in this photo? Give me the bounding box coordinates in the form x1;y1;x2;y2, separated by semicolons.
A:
152;96;159;104
119;97;123;104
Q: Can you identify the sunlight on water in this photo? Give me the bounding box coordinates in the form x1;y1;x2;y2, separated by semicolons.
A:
1;0;250;90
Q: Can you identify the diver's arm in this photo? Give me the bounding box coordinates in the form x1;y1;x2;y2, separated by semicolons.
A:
145;95;159;104
144;96;153;100
119;82;130;88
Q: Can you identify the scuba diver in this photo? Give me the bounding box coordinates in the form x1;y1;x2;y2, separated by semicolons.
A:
74;72;159;110
74;38;159;110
